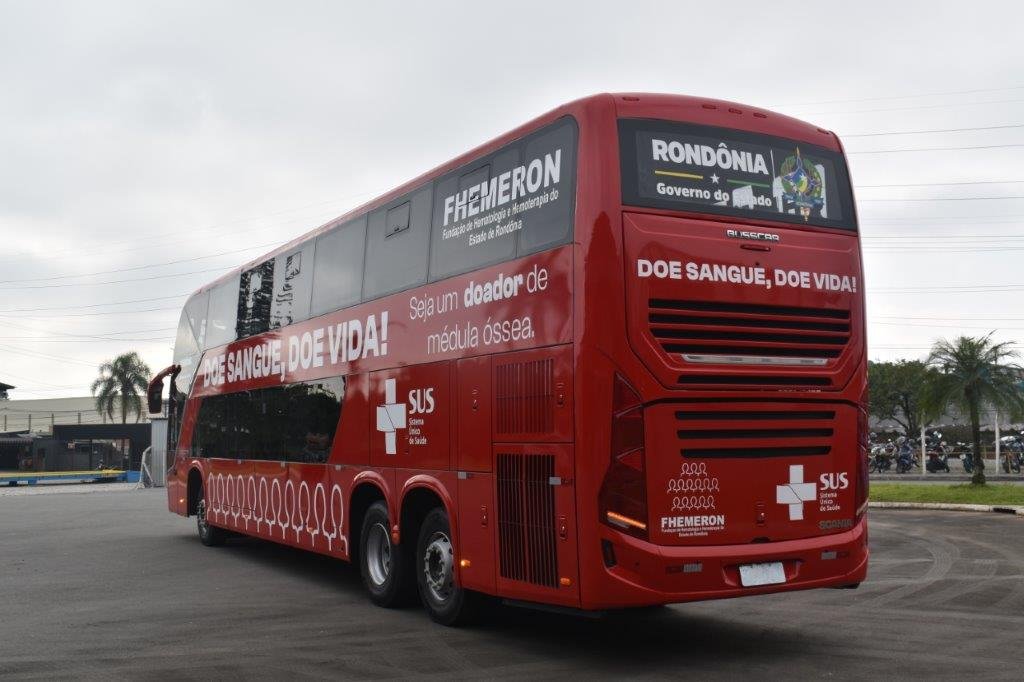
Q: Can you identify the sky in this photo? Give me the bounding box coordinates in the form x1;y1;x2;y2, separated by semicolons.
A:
1;0;1023;399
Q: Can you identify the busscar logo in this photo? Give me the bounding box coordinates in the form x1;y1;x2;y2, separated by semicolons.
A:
726;228;780;242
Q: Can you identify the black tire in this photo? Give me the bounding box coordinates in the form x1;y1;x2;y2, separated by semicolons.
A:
415;507;485;626
359;501;412;607
196;486;227;547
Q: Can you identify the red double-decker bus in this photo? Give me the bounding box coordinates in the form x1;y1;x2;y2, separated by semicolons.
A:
150;93;868;624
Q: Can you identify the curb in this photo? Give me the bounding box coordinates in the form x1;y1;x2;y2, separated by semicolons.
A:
869;501;1024;516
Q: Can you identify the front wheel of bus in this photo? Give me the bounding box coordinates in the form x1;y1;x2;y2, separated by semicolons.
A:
360;501;411;607
416;507;482;626
196;489;226;547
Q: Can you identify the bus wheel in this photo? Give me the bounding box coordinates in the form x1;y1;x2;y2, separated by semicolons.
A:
196;490;227;547
360;501;411;607
416;507;482;626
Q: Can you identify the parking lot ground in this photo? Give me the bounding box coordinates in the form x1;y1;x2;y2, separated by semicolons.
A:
1;489;1022;680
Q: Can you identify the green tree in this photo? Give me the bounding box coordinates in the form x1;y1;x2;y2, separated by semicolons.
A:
91;352;152;424
922;334;1024;484
868;360;934;438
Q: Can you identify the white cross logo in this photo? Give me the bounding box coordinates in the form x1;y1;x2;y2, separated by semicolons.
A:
776;464;816;520
376;378;406;455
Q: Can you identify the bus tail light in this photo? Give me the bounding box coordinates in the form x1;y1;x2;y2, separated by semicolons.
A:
855;390;870;520
599;375;648;540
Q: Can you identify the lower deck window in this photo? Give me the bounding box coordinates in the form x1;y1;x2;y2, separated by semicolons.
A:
192;377;344;463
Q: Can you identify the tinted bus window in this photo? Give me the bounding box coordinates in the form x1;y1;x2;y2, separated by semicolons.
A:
618;119;856;230
172;292;209;394
270;242;314;328
192;377;344;463
362;187;431;299
518;119;578;254
429;149;520;280
206;274;240;348
236;242;315;338
310;217;367;316
429;117;578;280
237;258;275;338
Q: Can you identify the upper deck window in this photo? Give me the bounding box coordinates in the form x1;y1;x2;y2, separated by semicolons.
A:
428;117;578;280
619;119;856;230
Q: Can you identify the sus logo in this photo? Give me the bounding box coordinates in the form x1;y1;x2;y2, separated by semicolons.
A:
376;378;406;455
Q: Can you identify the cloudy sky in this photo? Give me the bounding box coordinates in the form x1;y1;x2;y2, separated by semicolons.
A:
1;0;1022;399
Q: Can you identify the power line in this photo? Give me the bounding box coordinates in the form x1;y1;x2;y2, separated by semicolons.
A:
0;369;83;389
0;344;99;367
0;338;174;344
844;123;1024;138
0;307;183;320
0;293;190;313
0;188;384;265
795;97;1024;117
1;266;228;290
872;321;1024;330
864;234;1024;239
874;314;1024;321
0;319;176;342
848;143;1024;155
774;85;1024;108
857;180;1024;188
0;242;279;284
860;196;1024;202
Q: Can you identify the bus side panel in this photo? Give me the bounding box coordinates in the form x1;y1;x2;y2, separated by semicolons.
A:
492;442;579;607
333;372;370;466
456;355;491;472
253;460;289;542
368;362;452;471
287;462;333;553
456;473;495;593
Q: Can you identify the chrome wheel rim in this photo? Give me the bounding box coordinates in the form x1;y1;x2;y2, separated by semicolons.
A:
423;531;454;603
366;522;391;587
197;498;209;537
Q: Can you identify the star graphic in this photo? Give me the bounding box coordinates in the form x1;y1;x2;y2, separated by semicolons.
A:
710;173;720;184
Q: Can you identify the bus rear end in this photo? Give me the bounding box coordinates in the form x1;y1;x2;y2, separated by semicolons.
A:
583;96;868;609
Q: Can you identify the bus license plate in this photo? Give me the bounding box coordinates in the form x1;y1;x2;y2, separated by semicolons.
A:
739;562;786;587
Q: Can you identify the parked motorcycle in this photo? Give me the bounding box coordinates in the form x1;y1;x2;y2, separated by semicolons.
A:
870;443;893;473
895;437;917;474
926;441;952;473
959;443;975;474
1002;435;1023;474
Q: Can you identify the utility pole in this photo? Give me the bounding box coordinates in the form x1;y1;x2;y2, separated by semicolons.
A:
995;411;1001;474
920;422;927;475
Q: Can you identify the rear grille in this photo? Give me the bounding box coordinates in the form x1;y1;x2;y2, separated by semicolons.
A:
649;298;851;366
496;453;558;588
495;358;555;435
676;407;834;459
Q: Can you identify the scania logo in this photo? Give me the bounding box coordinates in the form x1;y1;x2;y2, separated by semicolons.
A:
819;519;853;530
726;228;780;242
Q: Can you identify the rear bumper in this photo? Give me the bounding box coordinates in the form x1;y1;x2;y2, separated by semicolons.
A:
583;517;868;609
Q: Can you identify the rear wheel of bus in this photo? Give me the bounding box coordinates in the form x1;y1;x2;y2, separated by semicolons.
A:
360;501;412;607
416;507;482;626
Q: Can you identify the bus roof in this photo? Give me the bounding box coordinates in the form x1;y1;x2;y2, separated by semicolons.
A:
188;93;838;298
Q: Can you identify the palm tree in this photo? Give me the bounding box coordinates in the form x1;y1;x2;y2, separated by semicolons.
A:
923;334;1024;484
91;352;152;424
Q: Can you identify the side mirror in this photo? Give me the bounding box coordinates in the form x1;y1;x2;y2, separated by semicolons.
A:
147;365;181;415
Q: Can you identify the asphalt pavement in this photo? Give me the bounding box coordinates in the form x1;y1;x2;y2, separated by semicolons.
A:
1;487;1022;680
